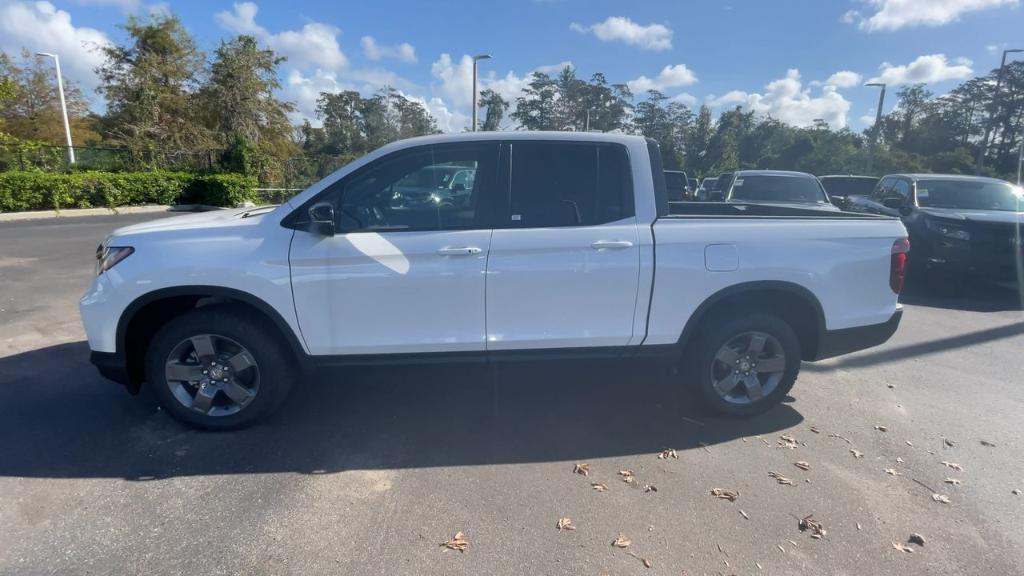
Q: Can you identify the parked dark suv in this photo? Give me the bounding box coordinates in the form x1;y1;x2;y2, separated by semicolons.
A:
819;175;879;210
845;174;1023;281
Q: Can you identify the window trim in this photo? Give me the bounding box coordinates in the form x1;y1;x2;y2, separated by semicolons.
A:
495;139;636;230
281;141;501;234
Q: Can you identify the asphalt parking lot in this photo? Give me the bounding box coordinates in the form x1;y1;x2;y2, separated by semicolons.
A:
1;212;1023;575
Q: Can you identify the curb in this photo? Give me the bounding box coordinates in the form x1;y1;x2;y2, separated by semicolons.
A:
0;205;224;223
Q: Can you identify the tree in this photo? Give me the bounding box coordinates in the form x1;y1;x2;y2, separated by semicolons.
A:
0;50;99;144
478;89;508;131
632;90;692;169
96;13;211;157
198;35;297;177
512;67;631;132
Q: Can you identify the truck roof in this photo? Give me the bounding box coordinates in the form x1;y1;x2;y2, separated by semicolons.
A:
383;130;649;149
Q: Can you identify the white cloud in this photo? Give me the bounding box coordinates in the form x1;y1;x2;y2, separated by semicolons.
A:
854;0;1019;32
627;64;698;93
840;9;862;23
670;92;697;107
215;2;347;70
361;36;416;63
825;70;863;88
706;69;853;128
570;16;673;51
431;53;475;108
535;61;573;74
868;54;973;85
0;1;112;97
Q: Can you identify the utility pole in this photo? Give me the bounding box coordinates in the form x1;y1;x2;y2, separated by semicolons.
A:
35;52;75;164
976;48;1022;174
864;82;886;175
471;54;491;131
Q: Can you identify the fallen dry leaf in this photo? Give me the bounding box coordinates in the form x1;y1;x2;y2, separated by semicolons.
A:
885;468;902;476
892;541;915;554
875;425;888;432
850;449;864;459
794;461;811;471
909;533;926;546
932;494;951;504
829;432;852;444
612;534;632;548
778;435;799;449
1012;489;1021;496
941;461;963;472
556;517;576;531
573;463;591;476
739;509;749;520
643;484;658;493
906;441;914;447
769;471;795;485
591;482;609;492
896;457;904;463
658;448;678;459
798;514;827;539
809;426;820;434
944;478;961;486
619;470;636;484
441;531;468;552
887;383;896;389
943;438;955;448
856;522;862;531
776;544;786;553
711;488;739;501
980;440;996;447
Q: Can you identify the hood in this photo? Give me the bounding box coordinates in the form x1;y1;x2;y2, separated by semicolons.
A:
919;207;1024;225
109;205;286;239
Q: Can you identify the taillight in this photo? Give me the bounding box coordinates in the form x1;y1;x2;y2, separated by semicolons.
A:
890;238;910;293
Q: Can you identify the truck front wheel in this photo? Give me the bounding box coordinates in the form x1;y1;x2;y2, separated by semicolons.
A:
690;312;801;418
144;306;295;430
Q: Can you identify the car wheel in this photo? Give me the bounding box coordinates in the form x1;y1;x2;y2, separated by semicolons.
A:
690;312;801;418
145;306;295;430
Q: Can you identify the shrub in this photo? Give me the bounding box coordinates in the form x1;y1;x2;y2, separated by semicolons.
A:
0;171;257;212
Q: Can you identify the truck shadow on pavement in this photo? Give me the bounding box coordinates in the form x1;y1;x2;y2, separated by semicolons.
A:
0;341;802;480
899;275;1022;313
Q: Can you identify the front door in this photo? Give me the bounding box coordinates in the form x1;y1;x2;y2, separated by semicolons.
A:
289;142;499;355
485;141;641;350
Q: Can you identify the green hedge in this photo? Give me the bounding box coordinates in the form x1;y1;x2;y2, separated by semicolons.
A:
0;171;258;212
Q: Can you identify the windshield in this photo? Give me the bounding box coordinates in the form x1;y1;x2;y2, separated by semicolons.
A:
729;174;828;203
820;177;878;197
700;178;718;190
916;179;1022;212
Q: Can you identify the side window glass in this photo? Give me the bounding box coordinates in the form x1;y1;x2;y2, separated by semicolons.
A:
508;142;633;227
891;180;911;200
872;178;892;201
323;143;495;232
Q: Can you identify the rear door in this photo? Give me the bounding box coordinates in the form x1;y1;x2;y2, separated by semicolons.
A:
485;141;641;350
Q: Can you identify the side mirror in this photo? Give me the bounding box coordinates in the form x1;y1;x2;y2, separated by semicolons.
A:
882;197;903;210
308;202;336;236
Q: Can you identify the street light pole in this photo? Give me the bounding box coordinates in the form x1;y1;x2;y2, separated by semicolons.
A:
864;82;886;175
471;54;491;132
35;52;75;165
976;48;1022;174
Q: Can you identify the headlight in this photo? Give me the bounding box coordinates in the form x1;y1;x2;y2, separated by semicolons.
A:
926;219;970;241
96;245;134;276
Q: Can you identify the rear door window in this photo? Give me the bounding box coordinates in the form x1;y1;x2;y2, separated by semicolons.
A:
507;142;634;227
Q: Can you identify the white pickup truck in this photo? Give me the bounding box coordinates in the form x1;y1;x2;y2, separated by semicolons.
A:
81;132;908;429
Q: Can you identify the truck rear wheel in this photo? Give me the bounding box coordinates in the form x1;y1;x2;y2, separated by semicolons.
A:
690;312;801;418
144;306;295;430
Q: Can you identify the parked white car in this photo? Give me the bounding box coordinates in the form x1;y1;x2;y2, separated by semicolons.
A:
81;132;909;429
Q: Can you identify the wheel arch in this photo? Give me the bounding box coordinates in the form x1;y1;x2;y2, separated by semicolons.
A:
676;281;825;361
117;286;308;392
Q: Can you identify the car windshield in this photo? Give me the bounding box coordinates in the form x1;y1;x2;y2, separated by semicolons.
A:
701;178;718;190
821;177;878;197
729;174;828;203
916;179;1022;212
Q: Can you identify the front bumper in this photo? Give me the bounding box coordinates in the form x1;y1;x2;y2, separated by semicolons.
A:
811;307;903;361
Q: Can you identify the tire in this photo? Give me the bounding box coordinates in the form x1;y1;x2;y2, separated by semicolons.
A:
688;312;801;418
144;305;295;430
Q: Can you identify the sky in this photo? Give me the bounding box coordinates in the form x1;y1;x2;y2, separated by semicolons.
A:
1;0;1022;133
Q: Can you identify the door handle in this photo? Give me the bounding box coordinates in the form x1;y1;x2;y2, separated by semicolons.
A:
437;246;482;256
590;240;634;250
